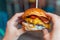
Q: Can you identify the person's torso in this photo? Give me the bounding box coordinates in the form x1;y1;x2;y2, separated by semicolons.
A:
18;31;44;40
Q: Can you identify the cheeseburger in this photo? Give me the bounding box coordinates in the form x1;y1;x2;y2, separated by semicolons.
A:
19;8;51;31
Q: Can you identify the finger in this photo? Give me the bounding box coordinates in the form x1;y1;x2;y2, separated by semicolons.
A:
43;29;50;40
18;28;25;36
10;12;24;22
46;12;59;23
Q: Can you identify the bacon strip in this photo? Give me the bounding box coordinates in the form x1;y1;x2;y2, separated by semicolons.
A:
39;16;50;23
26;15;50;23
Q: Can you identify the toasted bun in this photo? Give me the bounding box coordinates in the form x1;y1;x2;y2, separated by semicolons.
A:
22;8;47;19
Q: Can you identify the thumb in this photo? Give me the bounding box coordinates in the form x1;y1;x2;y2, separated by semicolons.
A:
43;29;50;40
46;12;59;23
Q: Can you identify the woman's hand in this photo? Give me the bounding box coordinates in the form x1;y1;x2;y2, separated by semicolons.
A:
43;13;60;40
3;12;25;40
3;12;60;40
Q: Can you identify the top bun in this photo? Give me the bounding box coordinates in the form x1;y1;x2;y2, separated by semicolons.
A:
22;8;47;19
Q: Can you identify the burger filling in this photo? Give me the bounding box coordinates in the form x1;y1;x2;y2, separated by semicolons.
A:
21;15;50;30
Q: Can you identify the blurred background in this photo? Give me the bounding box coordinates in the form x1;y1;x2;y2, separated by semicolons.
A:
0;0;60;39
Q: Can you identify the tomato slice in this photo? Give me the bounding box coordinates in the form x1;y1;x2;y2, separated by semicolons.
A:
30;15;36;19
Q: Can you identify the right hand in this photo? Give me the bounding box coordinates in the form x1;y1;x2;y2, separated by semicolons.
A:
43;13;60;40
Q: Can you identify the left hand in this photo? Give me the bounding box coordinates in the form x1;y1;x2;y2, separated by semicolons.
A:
3;12;26;40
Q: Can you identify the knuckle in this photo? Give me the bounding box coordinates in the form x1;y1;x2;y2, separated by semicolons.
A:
15;13;19;15
14;13;19;17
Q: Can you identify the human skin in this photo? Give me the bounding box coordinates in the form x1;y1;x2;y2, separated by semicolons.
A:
43;12;60;40
3;12;25;40
3;12;60;40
